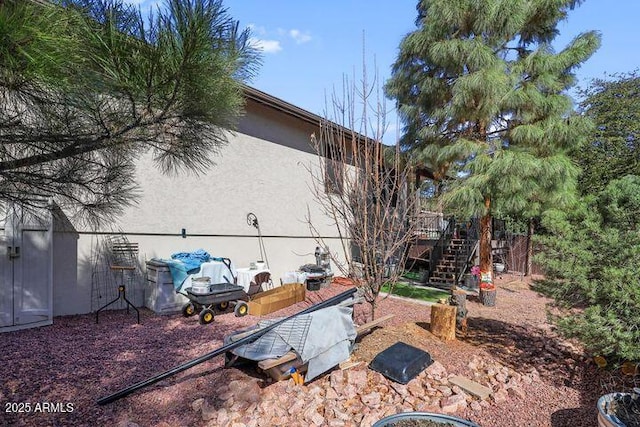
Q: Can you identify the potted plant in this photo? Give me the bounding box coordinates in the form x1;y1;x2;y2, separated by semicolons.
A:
372;412;479;427
597;388;640;427
469;265;480;289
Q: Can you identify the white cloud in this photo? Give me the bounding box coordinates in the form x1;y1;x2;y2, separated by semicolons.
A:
289;29;312;44
247;24;267;36
246;27;312;52
249;38;283;54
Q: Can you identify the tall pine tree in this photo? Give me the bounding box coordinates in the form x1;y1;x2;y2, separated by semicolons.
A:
574;72;640;194
386;0;600;280
0;0;259;225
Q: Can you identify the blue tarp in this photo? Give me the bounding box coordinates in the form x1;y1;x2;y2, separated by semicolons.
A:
162;249;212;290
171;249;212;272
153;249;233;290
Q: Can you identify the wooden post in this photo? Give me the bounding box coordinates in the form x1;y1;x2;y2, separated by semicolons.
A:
430;303;457;341
451;289;468;332
525;218;534;276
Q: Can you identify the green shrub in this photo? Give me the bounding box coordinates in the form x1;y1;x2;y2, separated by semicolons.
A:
536;176;640;361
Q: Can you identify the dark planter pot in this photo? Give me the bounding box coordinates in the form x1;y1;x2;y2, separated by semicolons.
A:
372;412;480;427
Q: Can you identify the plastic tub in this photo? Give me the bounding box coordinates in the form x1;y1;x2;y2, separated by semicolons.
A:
372;412;480;427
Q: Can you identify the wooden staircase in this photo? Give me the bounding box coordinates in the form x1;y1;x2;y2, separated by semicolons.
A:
427;238;475;290
406;236;433;273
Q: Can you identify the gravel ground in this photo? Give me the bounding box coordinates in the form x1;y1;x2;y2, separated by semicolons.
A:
0;275;623;426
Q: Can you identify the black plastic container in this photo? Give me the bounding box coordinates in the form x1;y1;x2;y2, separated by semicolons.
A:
306;280;322;291
369;342;433;384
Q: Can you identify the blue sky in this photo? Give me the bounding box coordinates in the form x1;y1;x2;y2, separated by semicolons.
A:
130;0;640;142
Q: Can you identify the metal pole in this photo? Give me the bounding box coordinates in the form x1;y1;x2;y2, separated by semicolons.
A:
257;225;270;269
247;213;266;265
97;287;358;405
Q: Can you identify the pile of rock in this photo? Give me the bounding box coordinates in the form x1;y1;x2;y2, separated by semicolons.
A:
191;353;544;427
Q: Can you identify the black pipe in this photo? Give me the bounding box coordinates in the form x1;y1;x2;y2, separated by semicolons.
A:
97;287;358;405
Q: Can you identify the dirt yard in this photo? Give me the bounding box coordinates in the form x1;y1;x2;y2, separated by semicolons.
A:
0;274;625;426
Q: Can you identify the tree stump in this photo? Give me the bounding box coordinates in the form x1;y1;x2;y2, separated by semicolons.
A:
430;303;457;341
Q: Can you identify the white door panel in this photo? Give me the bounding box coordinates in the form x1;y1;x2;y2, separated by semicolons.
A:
0;228;11;327
13;228;52;325
0;205;53;331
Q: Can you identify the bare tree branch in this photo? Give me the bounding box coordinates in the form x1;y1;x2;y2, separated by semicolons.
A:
305;58;419;320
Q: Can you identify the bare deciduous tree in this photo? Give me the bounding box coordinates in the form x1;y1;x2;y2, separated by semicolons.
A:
306;64;419;320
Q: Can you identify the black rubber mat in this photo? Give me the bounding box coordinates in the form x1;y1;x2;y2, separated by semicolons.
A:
369;341;433;384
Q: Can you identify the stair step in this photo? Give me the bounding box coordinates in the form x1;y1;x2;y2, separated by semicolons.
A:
431;273;455;279
428;281;456;290
439;261;456;267
437;260;465;266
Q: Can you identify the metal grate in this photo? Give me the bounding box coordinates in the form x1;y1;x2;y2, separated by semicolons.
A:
231;315;313;361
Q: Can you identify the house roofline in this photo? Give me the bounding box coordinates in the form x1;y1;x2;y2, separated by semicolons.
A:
241;84;324;128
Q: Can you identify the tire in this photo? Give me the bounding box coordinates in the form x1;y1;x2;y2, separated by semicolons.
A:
181;302;196;317
216;301;229;311
234;302;249;317
199;308;215;325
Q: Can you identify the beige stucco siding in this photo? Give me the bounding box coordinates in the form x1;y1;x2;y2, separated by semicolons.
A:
68;99;349;316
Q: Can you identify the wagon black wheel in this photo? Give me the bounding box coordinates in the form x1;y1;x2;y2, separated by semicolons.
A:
199;308;215;325
216;301;229;311
234;302;249;317
181;302;196;317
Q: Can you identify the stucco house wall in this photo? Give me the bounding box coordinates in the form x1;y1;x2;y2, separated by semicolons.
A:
63;87;349;316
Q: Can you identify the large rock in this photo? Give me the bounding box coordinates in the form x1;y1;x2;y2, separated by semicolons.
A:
342;384;358;399
470;400;483;412
215;409;230;426
191;398;205;413
360;410;384;427
407;380;424;397
440;394;467;413
325;387;339;400
304;407;324;426
287;399;305;415
361;391;382;407
492;389;509;403
436;385;453;397
346;369;368;388
507;386;526;399
201;400;217;422
426;360;447;378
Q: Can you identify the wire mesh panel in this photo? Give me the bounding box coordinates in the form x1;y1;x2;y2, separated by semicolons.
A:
91;234;145;311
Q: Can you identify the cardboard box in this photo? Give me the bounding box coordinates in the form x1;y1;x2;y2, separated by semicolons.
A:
248;283;306;316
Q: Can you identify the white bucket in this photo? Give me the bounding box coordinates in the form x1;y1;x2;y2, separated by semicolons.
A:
190;277;212;294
